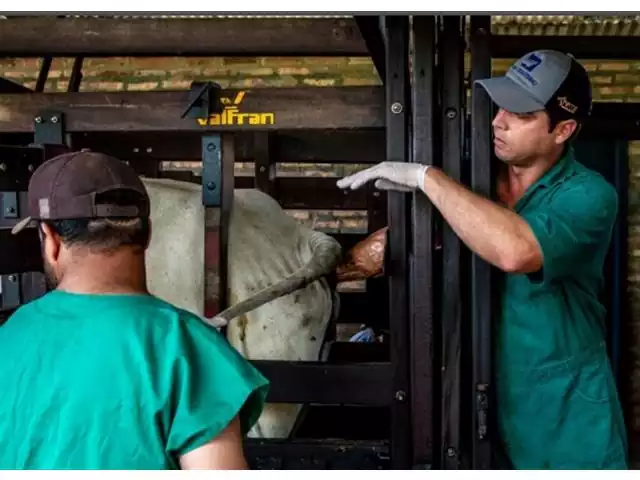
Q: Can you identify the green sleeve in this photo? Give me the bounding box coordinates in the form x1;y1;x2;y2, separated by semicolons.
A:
521;178;618;284
163;312;269;458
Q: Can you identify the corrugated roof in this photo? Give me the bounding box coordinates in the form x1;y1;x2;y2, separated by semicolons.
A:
491;15;640;36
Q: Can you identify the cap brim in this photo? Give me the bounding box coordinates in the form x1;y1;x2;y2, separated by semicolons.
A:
475;76;546;114
11;216;35;235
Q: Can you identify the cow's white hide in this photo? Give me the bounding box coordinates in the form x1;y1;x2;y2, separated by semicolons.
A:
141;177;340;439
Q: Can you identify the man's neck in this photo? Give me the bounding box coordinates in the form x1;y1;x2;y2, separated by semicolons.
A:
499;146;566;208
55;251;149;296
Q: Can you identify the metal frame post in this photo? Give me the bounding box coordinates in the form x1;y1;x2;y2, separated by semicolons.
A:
202;133;234;320
409;14;437;469
438;14;466;470
469;15;494;470
384;14;413;470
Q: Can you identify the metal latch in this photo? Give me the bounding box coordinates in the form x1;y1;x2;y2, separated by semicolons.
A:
476;384;489;440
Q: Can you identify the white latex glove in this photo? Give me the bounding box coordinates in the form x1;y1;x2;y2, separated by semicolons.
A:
336;162;429;192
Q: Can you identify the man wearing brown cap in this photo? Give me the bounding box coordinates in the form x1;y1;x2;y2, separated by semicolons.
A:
0;151;269;469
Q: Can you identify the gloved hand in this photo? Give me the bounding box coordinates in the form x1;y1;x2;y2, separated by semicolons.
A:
336;162;429;192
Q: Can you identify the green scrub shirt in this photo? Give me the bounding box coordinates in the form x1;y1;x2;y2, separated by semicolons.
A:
497;147;628;469
0;290;269;469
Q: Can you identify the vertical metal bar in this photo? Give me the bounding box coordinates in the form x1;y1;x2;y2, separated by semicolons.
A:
220;134;235;314
0;191;20;308
202;135;222;208
202;134;223;319
68;56;84;93
35;56;52;92
384;14;413;470
1;191;22;311
0;274;20;311
439;14;466;470
202;134;234;321
366;185;387;334
254;132;276;198
470;15;494;470
410;14;436;469
611;140;629;389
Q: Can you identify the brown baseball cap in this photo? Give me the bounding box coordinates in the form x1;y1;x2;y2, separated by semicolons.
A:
11;150;150;235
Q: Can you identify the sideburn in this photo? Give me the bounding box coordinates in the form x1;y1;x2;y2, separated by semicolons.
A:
38;225;59;290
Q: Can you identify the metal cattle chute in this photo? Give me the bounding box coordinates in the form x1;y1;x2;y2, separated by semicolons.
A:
0;14;638;469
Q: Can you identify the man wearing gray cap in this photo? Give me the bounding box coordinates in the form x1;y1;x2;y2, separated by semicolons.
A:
337;50;627;469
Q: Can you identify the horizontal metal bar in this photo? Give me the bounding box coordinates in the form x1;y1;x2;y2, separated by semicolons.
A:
70;130;386;164
490;34;640;60
245;438;389;469
250;360;393;406
158;173;374;210
325;342;389;363
0;17;370;57
0;87;384;132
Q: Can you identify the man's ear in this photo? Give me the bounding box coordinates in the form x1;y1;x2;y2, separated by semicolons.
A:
553;119;578;145
144;218;152;250
39;222;62;264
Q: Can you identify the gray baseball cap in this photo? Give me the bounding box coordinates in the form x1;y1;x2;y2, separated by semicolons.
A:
476;50;592;119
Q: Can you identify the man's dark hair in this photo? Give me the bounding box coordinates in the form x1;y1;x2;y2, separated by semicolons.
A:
545;55;592;141
40;189;150;253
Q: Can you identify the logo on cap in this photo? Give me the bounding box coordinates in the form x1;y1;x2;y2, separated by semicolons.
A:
520;53;542;72
557;96;578;114
511;52;543;87
38;198;50;218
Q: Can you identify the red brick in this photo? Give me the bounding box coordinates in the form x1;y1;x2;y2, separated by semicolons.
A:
303;78;336;87
599;86;633;96
590;75;613;85
343;77;380;86
227;67;273;76
260;57;307;68
126;82;158;91
80;81;124;92
616;73;640;84
598;62;631;72
277;67;310;75
161;79;193;90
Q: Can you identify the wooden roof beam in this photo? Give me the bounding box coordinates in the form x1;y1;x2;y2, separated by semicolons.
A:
0;16;370;57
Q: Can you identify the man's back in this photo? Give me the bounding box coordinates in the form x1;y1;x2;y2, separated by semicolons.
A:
0;290;268;470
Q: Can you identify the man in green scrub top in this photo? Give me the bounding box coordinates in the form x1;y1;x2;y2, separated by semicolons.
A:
1;151;269;469
336;50;628;469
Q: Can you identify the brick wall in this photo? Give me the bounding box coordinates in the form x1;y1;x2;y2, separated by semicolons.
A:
2;54;640;436
0;56;381;92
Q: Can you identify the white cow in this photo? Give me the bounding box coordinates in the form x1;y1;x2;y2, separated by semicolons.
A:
141;177;342;439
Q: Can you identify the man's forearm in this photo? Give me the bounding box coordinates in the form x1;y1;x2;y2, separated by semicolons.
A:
421;166;541;273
